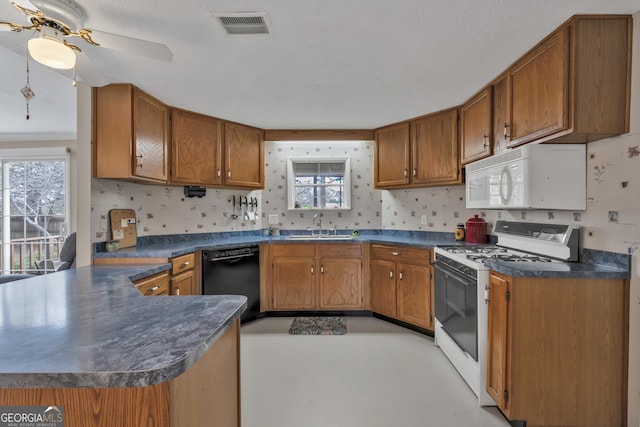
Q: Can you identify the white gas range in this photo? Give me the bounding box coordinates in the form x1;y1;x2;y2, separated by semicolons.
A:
432;220;579;406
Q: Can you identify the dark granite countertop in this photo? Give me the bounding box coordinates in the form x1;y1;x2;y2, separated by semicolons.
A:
93;230;630;279
0;265;246;389
484;259;630;279
92;230;456;259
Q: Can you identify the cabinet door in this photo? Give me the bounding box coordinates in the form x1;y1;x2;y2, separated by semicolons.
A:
486;272;510;413
461;87;492;165
374;122;410;188
171;269;195;296
170;110;223;186
133;88;168;181
411;108;460;185
396;263;432;329
509;27;569;147
318;258;362;309
224;122;264;188
370;259;397;317
93;85;134;179
272;257;315;309
492;73;510;154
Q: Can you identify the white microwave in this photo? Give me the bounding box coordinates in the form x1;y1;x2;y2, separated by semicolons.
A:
465;144;586;210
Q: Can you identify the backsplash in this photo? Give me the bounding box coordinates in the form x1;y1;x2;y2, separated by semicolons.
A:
91;132;640;255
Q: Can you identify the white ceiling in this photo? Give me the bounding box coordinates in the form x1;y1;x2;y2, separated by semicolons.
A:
1;0;638;141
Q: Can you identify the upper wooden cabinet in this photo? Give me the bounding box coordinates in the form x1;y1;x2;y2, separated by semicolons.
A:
94;84;168;183
492;73;510;155
94;84;263;189
411;108;460;186
506;15;631;147
170;109;223;186
374;122;410;187
224;121;264;189
375;108;461;189
461;87;492;164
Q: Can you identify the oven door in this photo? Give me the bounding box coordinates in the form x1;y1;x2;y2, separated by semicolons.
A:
433;260;478;361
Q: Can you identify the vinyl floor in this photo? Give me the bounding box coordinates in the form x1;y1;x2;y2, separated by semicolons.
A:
240;316;511;427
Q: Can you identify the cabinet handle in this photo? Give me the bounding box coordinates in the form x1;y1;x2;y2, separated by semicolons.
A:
311;266;314;275
483;134;489;148
145;285;160;295
404;169;408;178
412;168;417;177
217;169;221;178
391;251;399;256
181;261;190;267
503;123;510;139
227;170;231;178
176;287;180;296
389;270;393;279
399;271;403;280
136;154;143;168
320;265;324;274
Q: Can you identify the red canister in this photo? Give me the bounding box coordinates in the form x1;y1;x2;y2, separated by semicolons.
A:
465;215;488;243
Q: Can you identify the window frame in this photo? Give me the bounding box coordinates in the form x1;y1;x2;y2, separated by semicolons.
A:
286;156;351;211
0;147;70;274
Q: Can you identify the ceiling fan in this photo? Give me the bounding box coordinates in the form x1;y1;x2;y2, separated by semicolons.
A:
0;0;173;86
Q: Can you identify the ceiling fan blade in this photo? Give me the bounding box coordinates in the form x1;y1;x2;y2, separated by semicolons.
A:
85;29;173;62
75;50;109;87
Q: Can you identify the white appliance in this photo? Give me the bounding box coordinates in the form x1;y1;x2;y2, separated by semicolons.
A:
465;144;586;210
433;220;579;407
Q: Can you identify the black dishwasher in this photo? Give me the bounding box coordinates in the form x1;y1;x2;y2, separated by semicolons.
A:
202;246;261;323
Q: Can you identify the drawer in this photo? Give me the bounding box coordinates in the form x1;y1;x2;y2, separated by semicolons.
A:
134;271;170;296
371;244;431;266
272;244;316;257
171;253;195;274
318;243;362;258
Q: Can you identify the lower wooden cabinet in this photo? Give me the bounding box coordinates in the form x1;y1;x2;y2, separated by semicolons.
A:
370;244;433;330
269;243;363;311
486;271;627;427
370;259;397;317
272;256;316;309
170;253;197;296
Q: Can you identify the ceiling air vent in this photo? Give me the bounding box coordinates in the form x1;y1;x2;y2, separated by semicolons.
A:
213;12;270;35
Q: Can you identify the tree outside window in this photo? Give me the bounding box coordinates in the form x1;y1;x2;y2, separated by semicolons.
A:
1;155;68;274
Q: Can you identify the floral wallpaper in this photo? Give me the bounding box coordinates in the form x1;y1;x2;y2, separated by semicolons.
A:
91;179;261;241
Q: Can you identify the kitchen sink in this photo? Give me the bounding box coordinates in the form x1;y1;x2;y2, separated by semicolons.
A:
285;234;353;241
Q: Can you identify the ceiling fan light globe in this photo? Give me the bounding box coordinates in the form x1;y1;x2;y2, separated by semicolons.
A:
27;36;76;69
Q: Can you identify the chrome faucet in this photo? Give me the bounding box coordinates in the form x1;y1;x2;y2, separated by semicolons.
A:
313;213;323;236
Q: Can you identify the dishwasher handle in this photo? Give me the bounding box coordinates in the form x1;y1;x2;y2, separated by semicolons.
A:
208;252;256;262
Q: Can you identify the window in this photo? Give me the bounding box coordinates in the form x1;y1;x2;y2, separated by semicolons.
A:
287;157;351;210
0;148;69;275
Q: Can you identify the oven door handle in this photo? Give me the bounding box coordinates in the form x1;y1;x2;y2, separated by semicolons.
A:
432;260;475;285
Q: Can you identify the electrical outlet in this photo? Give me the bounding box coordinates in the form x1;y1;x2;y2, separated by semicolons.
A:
99;219;108;232
421;215;428;225
268;214;279;225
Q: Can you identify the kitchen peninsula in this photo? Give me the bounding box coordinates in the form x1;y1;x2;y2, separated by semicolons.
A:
0;265;246;427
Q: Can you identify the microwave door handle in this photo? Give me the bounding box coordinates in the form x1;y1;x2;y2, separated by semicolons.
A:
499;166;512;206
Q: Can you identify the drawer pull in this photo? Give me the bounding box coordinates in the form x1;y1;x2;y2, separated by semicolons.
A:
176;287;180;296
391;251;399;256
145;286;160;295
399;271;403;280
389;270;393;279
181;261;190;267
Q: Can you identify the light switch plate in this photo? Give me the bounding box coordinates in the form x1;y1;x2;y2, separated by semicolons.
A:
268;214;279;225
421;215;428;225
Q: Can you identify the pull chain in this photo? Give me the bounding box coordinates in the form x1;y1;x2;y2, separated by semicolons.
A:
20;44;35;120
